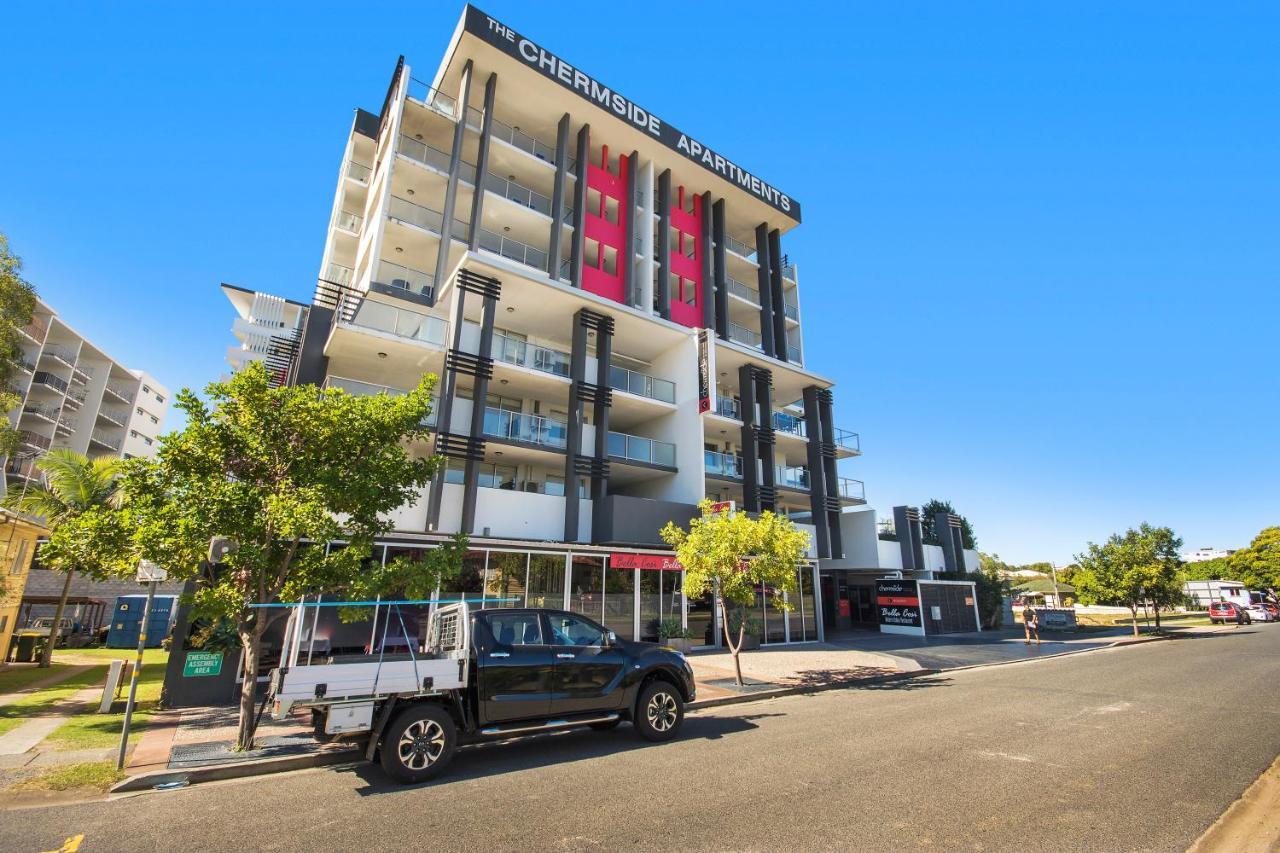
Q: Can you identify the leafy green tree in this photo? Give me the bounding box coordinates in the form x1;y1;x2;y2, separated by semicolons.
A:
5;450;124;666
919;499;977;549
1073;523;1183;635
82;361;457;749
661;501;810;686
0;232;38;456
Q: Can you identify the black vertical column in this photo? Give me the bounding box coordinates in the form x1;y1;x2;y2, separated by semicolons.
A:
712;199;728;340
548;113;570;279
700;191;715;330
755;370;776;512
738;364;760;512
893;506;925;573
568;124;590;288
467;73;497;251
754;223;775;357
563;309;612;542
564;315;589;541
589;317;614;541
655;169;671;319
802;386;831;558
433;61;474;292
935;513;965;573
623;151;638;307
425;269;500;533
768;229;788;361
817;389;843;558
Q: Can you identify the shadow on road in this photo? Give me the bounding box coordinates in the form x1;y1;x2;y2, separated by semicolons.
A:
853;674;952;692
788;666;899;688
342;712;785;795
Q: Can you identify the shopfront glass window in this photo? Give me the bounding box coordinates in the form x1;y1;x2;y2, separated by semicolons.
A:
485;551;527;608
604;563;635;640
526;554;566;609
639;569;682;642
688;588;715;647
568;555;604;622
431;549;485;605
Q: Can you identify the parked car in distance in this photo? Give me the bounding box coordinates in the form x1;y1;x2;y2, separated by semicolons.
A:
1244;602;1276;623
1209;601;1252;625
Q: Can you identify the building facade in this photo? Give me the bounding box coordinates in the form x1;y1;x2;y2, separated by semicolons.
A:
0;510;47;656
3;295;169;498
224;5;869;649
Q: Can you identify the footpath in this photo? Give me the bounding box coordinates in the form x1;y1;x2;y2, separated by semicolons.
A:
106;622;1235;796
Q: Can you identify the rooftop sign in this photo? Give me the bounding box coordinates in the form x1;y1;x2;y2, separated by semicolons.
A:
464;5;801;222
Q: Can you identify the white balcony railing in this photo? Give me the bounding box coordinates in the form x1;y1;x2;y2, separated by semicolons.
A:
90;429;121;451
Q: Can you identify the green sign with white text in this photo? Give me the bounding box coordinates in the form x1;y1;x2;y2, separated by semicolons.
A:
183;651;223;677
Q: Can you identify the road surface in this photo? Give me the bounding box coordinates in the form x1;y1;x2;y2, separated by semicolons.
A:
5;626;1278;852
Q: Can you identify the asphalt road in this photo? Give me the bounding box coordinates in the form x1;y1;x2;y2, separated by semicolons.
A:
6;626;1279;852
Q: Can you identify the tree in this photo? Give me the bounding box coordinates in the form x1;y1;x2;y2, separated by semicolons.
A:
919;499;977;549
1073;524;1183;635
661;501;809;686
4;450;124;666
0;232;38;456
86;361;456;750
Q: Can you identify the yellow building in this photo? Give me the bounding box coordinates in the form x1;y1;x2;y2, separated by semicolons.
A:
1;508;47;658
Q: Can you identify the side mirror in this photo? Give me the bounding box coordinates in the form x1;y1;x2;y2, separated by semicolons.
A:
605;631;618;646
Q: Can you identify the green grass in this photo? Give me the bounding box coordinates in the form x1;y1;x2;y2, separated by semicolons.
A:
0;663;82;695
44;665;166;751
9;761;126;792
53;648;170;666
0;665;109;742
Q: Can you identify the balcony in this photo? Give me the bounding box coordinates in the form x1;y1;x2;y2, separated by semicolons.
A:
397;135;476;183
489;116;560;166
727;323;763;350
787;344;802;365
89;429;121;452
838;478;866;501
714;397;740;419
20;317;48;344
406;78;459;118
345;160;371;184
475;228;548;272
608;431;676;467
22;403;59;422
104;383;134;403
772;410;806;438
63;388;87;409
387;195;470;241
704;450;743;479
19;430;51;451
608;364;675;404
834;429;860;453
334;209;363;234
55;417;76;436
483;171;552;217
783;301;799;321
776;465;811;491
98;406;129;428
30;371;68;394
373;260;435;302
71;363;94;384
325;377;439;428
14;357;35;374
726;276;759;304
722;235;756;261
41;347;77;368
491;332;570;378
782;262;797;281
324;263;354;287
349;300;448;347
483;407;567;450
5;457;40;481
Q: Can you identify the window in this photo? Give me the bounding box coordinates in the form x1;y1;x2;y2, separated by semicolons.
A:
136;407;144;415
481;611;542;646
150;416;158;424
155;395;164;404
9;539;28;575
142;385;151;394
546;612;607;647
143;437;153;446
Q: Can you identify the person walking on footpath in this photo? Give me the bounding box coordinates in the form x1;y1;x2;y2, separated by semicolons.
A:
1022;602;1040;645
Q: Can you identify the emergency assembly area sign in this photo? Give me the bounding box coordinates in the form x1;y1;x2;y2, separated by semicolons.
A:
875;579;922;628
465;5;801;221
183;651;224;677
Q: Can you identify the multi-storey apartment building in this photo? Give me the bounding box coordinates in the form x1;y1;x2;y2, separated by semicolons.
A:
224;5;866;648
3;296;168;497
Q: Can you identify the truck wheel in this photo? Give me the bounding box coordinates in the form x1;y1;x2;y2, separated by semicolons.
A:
379;704;457;784
635;681;684;742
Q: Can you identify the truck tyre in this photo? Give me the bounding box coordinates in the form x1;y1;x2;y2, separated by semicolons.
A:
379;703;457;784
634;680;684;742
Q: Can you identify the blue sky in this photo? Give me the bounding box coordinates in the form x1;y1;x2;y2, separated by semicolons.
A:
2;2;1276;564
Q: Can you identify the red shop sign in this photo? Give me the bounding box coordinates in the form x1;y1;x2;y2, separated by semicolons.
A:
610;553;684;571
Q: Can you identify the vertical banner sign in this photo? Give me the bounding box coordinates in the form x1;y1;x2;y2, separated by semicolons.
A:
875;579;922;628
697;329;712;414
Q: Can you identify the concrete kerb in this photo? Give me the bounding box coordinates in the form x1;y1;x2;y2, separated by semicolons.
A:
108;631;1197;794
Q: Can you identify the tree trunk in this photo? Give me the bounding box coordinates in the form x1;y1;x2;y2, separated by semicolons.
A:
39;570;75;668
719;599;745;687
235;622;263;751
1153;601;1162;630
1129;605;1139;637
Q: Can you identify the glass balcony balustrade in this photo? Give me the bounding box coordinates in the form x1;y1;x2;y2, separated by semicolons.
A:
483;172;552;217
722;235;756;261
397;135;477;184
775;465;811;490
484;408;567;449
334;209;363;233
475;228;548;271
704;449;743;478
345;160;371;183
727;323;762;350
726;276;759;304
374;260;435;301
490;332;570;378
388;195;470;241
607;365;675;404
608;431;675;467
349;300;449;347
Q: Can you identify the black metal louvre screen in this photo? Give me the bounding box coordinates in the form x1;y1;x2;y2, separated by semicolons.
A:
919;583;978;635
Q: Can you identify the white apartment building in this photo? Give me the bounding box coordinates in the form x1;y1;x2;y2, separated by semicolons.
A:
1182;547;1236;564
3;296;168;497
224;5;872;647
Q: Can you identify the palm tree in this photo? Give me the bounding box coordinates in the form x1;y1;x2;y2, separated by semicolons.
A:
6;449;123;667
